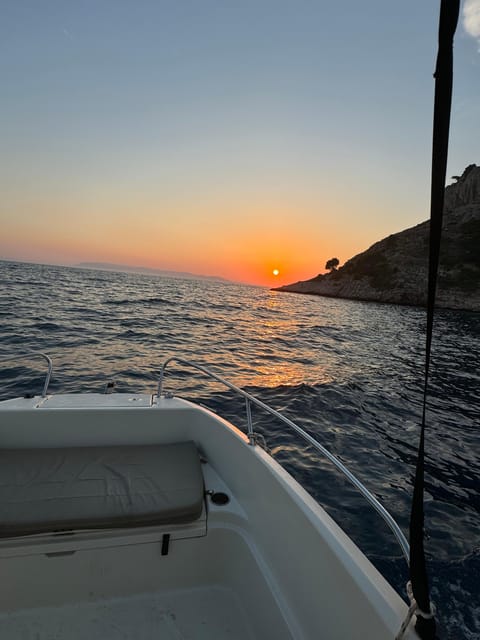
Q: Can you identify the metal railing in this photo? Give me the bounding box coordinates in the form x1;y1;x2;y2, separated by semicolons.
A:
158;356;410;565
0;352;53;397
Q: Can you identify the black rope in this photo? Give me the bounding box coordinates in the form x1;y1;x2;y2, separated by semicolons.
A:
409;2;460;639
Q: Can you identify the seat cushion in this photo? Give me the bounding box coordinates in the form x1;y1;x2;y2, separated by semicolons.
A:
0;442;204;537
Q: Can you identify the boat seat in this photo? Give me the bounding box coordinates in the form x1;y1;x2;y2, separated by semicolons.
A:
0;442;204;538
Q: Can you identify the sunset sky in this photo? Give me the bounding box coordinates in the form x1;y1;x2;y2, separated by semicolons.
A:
1;1;479;286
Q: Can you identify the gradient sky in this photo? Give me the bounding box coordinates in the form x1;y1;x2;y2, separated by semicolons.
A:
1;1;479;286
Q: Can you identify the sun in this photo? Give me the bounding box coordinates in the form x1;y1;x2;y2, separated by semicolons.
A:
272;269;280;276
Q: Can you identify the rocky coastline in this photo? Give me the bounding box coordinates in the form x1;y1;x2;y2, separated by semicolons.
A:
273;164;480;312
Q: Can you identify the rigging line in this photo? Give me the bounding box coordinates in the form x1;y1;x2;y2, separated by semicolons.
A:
409;2;460;639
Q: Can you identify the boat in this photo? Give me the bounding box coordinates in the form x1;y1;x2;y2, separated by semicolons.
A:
0;353;417;639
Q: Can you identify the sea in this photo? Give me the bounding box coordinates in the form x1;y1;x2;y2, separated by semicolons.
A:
0;259;478;639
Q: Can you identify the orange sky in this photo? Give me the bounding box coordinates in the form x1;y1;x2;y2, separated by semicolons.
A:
0;184;417;287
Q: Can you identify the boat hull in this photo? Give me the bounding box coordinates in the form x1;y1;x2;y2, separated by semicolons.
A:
0;394;416;639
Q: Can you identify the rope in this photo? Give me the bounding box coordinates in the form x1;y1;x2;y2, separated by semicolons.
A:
396;582;437;640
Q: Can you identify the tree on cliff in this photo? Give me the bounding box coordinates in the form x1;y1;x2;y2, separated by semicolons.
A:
325;257;339;272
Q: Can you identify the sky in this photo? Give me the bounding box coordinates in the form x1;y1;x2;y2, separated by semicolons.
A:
1;1;479;287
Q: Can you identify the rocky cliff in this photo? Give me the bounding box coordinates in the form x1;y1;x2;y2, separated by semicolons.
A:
273;164;480;311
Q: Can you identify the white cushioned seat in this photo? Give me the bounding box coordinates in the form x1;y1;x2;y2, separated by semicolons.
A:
0;442;204;537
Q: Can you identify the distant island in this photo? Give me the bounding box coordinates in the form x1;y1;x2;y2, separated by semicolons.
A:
76;262;231;283
273;164;480;311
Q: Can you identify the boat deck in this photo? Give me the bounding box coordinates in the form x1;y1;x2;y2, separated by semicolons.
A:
0;585;254;640
0;461;295;640
0;394;413;640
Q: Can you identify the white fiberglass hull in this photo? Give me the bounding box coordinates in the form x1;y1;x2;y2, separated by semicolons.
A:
0;393;417;639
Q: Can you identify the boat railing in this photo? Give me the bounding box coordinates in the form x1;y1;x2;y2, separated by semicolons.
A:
0;352;53;398
158;356;410;565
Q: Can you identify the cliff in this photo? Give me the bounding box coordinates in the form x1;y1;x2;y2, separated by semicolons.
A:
273;164;480;311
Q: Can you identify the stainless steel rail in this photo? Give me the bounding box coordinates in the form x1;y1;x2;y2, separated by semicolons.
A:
158;356;410;564
0;352;53;397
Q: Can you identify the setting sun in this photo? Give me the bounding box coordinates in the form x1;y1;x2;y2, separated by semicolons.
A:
272;269;280;276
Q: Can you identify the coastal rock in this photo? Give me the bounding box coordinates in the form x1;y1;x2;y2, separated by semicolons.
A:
273;165;480;311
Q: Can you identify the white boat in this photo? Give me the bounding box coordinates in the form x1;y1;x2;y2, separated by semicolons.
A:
0;353;417;639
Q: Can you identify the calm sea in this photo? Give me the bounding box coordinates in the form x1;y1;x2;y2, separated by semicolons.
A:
0;259;478;639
